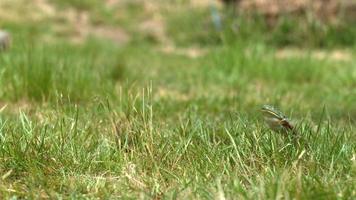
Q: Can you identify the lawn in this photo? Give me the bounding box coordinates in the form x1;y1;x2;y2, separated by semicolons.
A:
0;0;355;199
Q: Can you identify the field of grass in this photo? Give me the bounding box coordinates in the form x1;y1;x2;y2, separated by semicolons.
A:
0;1;355;199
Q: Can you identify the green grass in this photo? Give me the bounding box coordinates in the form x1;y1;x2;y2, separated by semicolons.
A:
0;38;123;102
0;1;355;199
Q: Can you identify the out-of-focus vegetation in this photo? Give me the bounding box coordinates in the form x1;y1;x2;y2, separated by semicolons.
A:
170;0;356;47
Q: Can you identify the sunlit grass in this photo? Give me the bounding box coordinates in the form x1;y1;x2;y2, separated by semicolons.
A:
0;1;355;199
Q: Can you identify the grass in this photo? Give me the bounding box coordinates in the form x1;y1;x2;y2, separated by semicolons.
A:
0;38;123;101
0;1;355;199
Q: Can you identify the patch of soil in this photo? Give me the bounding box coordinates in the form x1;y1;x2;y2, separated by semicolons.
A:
0;0;54;22
275;48;352;61
0;0;130;45
159;44;206;59
224;0;356;24
138;15;168;44
155;87;192;101
59;10;129;45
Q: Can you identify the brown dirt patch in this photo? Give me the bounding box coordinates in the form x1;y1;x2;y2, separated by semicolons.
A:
234;0;356;24
0;0;54;23
155;87;192;101
159;44;207;58
139;15;168;44
0;100;34;114
275;48;353;61
55;10;129;45
0;0;130;45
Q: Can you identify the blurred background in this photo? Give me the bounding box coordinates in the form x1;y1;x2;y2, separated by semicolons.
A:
1;0;355;47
